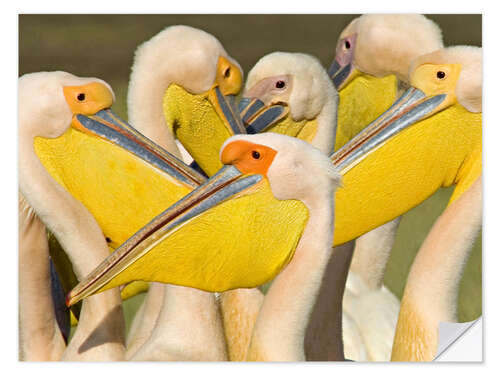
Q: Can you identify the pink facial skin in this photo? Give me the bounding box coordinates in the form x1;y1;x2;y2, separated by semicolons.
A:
244;74;292;105
335;33;357;67
328;34;357;89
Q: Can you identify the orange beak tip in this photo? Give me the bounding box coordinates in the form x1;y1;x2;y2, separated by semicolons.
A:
65;293;74;307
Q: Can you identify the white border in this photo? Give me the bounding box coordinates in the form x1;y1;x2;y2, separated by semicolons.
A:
4;2;496;373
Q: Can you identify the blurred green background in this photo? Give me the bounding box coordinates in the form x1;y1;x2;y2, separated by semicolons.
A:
19;14;482;328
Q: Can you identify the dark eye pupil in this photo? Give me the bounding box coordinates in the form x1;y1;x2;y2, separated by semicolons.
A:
345;40;351;49
77;93;85;101
275;80;285;89
252;151;261;159
224;67;231;78
437;71;446;79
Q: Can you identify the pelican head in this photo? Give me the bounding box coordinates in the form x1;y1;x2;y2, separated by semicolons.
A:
221;133;341;204
66;133;341;306
327;15;443;151
19;71;114;139
409;46;482;114
329;14;443;89
128;25;245;176
20;71;203;191
241;52;338;154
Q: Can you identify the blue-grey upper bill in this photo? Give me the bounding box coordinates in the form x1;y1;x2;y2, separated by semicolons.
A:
77;109;206;187
331;87;446;173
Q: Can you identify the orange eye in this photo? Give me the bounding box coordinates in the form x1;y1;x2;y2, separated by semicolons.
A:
252;150;261;159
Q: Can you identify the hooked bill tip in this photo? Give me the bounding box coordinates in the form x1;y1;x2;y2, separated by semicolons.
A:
65;293;74;307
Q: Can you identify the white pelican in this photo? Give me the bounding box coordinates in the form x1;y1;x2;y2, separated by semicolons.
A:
221;134;341;360
329;14;443;361
391;46;482;361
18;69;213;360
330;12;443;290
326;14;444;361
19;72;127;360
122;25;246;360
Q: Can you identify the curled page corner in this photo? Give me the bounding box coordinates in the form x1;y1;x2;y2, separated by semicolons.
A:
435;317;482;362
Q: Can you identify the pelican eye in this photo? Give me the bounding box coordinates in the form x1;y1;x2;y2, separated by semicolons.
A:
436;71;446;79
224;67;231;78
345;40;351;49
105;237;112;243
275;80;285;89
77;93;86;101
252;151;261;159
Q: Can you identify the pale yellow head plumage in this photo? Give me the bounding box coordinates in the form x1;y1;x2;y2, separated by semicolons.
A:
127;25;244;176
244;52;338;154
410;46;482;113
333;14;444;85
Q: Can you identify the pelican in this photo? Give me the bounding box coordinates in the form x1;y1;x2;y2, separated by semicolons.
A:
391;46;482;361
330;12;443;288
19;72;128;360
19;70;226;359
327;13;444;360
122;25;248;360
223;134;341;360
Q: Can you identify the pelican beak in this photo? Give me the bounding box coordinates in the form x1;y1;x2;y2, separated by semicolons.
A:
208;55;247;135
237;97;289;134
328;60;361;91
207;85;247;135
72;108;205;187
66;165;262;306
332;87;447;173
328;33;359;90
